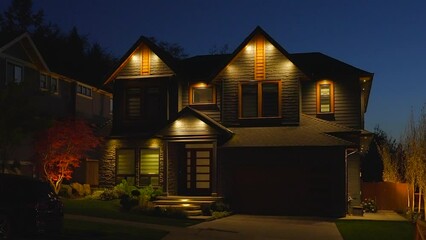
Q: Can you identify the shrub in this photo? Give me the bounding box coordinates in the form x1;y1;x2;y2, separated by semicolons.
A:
211;211;231;219
113;179;137;198
120;194;139;211
362;198;377;213
59;184;73;198
70;182;85;197
99;189;118;200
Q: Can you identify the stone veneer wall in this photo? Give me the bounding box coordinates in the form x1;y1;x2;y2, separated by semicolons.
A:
99;137;164;188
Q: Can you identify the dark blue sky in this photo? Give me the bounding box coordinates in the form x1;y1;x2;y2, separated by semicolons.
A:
1;0;425;139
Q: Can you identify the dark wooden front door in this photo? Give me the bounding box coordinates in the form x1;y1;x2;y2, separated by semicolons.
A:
179;148;212;195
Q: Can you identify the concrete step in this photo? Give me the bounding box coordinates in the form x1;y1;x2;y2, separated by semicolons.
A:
185;210;203;216
156;195;223;202
153;199;214;205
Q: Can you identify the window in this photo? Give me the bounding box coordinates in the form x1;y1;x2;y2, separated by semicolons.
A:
239;81;280;118
40;74;48;89
7;63;23;84
189;84;215;105
139;149;160;186
51;78;58;93
126;88;141;118
316;81;334;113
116;149;136;185
77;84;92;97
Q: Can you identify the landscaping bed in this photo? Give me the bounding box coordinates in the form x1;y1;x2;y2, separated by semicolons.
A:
335;220;414;240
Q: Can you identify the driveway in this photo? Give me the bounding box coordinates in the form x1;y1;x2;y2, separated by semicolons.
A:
162;214;343;240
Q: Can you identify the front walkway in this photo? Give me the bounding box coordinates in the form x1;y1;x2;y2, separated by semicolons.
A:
341;210;407;221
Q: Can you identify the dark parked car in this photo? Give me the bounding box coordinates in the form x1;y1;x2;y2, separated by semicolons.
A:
0;174;63;239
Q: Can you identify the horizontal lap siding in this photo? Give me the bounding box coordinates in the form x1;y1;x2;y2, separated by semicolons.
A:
301;82;316;115
334;79;361;129
218;38;303;125
119;48;173;77
301;79;361;129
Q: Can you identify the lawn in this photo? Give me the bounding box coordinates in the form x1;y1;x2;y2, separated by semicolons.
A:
335;220;415;240
27;219;168;240
62;198;200;227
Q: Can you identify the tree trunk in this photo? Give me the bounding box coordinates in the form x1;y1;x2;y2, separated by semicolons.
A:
413;184;416;212
419;188;422;214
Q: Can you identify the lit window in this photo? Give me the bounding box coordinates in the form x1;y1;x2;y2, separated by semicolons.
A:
317;81;334;113
7;63;23;84
239;81;280;118
116;149;136;185
139;149;160;186
190;84;215;105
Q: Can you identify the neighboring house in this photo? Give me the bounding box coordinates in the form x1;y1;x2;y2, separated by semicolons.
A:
0;33;112;181
100;27;373;217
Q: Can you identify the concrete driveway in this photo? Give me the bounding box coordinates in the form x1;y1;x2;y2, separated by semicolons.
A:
162;214;343;240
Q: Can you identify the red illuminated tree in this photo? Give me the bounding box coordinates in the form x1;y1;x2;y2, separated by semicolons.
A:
34;118;100;194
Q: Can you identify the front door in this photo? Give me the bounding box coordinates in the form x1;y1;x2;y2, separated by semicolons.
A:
179;147;212;195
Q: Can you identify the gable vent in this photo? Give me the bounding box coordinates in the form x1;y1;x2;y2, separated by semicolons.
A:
141;46;150;75
254;35;265;80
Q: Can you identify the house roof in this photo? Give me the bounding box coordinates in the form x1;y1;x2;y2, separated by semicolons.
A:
104;36;179;84
178;54;231;82
157;107;233;138
221;114;356;148
206;26;306;83
290;52;373;80
0;32;50;72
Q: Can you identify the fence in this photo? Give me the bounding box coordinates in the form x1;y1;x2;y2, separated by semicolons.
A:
416;220;426;240
361;182;408;212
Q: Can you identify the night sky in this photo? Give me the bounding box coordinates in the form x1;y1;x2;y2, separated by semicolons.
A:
1;0;425;139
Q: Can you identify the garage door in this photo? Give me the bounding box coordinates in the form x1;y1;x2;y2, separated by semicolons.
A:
222;148;346;217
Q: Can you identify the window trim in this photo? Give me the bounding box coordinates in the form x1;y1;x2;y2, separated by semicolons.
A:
6;62;23;84
238;80;282;119
76;83;93;98
316;80;335;114
50;77;59;94
189;83;216;105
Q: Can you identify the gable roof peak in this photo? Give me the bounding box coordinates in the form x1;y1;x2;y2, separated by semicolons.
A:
103;34;178;84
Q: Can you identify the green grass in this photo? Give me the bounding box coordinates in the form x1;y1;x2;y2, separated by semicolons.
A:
62;198;200;227
30;219;168;240
335;220;415;240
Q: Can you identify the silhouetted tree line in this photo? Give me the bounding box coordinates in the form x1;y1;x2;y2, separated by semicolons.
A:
0;0;116;88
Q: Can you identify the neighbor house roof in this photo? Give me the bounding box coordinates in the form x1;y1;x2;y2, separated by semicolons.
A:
0;32;50;72
221;114;356;148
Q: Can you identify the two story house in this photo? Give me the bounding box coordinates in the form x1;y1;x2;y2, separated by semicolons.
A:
101;27;373;217
0;33;112;182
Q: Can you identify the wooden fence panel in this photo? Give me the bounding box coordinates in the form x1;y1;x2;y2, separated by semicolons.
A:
362;182;408;212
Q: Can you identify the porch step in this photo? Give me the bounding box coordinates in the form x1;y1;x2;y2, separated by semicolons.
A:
153;195;223;218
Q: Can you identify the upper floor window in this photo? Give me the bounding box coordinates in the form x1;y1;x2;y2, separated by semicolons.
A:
7;63;23;84
51;77;58;93
316;80;334;114
189;83;215;105
239;80;281;118
40;74;48;89
77;84;92;97
126;88;141;118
